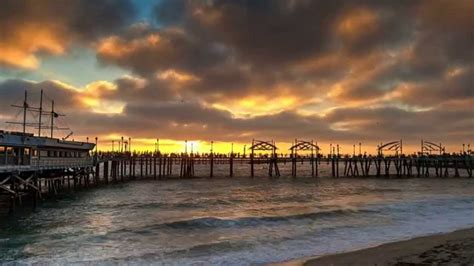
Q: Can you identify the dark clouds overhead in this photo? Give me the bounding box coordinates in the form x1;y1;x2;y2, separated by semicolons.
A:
0;0;473;150
95;0;473;106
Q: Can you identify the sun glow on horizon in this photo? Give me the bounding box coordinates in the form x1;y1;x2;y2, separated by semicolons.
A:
77;135;468;156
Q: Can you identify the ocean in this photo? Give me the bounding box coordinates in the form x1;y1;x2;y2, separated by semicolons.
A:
1;163;474;264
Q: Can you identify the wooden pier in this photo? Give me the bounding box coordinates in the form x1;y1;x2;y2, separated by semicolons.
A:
93;153;473;179
1;140;473;213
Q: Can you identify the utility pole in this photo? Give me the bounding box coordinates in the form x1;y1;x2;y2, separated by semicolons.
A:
400;139;403;155
316;141;319;157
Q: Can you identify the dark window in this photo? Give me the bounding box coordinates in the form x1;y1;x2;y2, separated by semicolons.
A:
0;146;5;165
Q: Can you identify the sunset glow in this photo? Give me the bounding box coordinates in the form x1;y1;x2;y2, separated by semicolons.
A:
1;3;474;266
0;0;472;155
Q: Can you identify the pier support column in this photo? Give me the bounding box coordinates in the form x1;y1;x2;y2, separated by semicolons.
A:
104;161;109;184
210;153;214;178
229;155;234;177
9;175;16;213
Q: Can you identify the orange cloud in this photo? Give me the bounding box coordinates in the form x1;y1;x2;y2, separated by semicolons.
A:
97;33;164;59
336;8;379;43
0;24;66;69
157;69;200;84
212;94;300;118
0;0;135;70
76;81;125;114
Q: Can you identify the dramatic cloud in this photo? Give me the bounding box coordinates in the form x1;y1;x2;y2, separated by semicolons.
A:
0;0;472;152
0;0;136;69
0;78;471;152
96;1;473;108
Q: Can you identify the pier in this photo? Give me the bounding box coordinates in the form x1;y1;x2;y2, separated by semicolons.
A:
1;139;473;213
93;153;473;179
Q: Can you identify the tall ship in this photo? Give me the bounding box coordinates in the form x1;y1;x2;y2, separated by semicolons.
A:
0;90;95;175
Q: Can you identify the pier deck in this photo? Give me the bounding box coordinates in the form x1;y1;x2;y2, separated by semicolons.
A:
1;153;472;213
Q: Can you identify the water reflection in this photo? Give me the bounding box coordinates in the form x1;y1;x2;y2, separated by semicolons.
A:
1;177;474;264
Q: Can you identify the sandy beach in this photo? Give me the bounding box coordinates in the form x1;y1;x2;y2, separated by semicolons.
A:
294;228;474;266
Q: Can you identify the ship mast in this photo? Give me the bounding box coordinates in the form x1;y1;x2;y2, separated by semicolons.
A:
22;91;28;134
43;99;68;139
50;100;55;138
6;90;69;138
38;90;43;137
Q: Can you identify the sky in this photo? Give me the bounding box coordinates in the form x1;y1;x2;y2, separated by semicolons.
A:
0;0;472;154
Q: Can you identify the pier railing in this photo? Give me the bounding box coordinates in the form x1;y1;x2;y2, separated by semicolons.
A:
0;158;94;173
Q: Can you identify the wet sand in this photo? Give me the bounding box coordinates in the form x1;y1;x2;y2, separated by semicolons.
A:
299;228;474;266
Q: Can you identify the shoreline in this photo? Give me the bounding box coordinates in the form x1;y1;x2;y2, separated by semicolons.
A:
279;227;474;266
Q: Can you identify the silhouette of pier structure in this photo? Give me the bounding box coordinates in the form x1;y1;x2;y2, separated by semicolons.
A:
1;139;472;212
87;139;474;180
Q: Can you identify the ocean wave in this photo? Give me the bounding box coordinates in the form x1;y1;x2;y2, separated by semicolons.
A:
173;198;236;208
157;208;377;230
86;202;166;210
